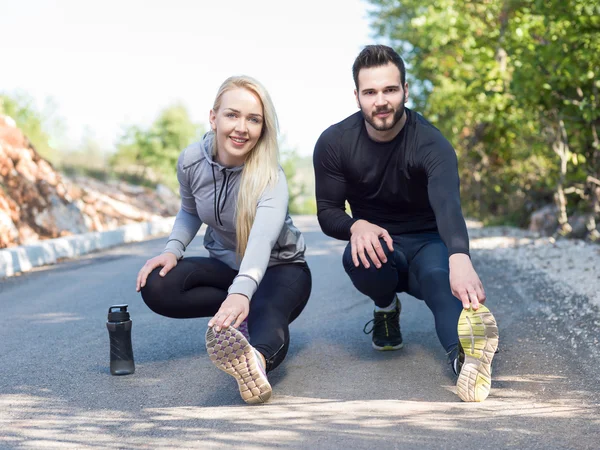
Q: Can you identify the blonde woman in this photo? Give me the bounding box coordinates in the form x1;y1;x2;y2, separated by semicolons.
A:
136;76;311;404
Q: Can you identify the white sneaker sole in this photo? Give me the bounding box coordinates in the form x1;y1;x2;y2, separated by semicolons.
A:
205;326;272;404
456;305;499;402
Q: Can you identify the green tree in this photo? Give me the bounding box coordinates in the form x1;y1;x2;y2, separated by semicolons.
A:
111;104;203;189
0;92;60;162
280;146;306;214
280;140;317;215
508;0;600;235
367;0;600;234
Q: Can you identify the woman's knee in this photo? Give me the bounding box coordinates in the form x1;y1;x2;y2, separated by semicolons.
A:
140;268;172;315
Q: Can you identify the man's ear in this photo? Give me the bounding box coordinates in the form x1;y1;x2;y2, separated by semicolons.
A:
404;83;409;103
354;89;360;108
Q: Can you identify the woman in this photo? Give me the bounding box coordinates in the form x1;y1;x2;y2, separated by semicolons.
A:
136;76;312;404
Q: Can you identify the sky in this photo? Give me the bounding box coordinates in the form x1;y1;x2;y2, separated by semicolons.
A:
1;0;378;157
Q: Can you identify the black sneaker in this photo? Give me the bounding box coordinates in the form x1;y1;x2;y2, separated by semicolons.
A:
363;297;403;351
452;342;465;376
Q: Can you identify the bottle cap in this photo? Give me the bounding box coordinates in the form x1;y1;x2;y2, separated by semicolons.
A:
108;304;130;322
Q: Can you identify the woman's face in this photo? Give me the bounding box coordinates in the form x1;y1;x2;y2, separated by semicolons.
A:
209;87;264;167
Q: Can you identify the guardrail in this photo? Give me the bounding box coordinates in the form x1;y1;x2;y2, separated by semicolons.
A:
0;217;175;278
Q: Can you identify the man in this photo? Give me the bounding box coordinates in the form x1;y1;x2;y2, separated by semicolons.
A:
313;45;499;402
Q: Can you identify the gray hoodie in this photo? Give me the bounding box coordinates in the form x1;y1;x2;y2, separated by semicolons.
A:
163;133;306;300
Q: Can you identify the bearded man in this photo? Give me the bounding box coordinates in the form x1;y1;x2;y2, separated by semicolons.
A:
312;45;499;402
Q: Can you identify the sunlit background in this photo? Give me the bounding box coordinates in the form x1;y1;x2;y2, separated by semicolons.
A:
2;0;599;232
1;0;374;156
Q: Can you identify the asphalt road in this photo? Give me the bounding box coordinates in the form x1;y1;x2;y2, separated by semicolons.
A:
1;216;599;449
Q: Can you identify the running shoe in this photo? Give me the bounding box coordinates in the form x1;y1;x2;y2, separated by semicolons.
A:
363;296;403;351
456;305;499;402
205;326;272;404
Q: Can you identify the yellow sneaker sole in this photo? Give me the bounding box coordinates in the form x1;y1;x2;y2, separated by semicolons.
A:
206;326;272;404
456;305;499;402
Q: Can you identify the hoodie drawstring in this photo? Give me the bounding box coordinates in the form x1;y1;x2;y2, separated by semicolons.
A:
211;165;219;226
221;171;232;217
211;166;233;227
215;169;227;226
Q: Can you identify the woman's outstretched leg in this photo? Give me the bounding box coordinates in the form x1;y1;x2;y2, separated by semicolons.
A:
205;262;311;404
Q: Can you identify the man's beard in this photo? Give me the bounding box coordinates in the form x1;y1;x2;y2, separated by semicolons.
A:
362;103;405;132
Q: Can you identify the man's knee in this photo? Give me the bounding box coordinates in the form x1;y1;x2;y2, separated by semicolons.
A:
342;238;394;274
341;245;399;298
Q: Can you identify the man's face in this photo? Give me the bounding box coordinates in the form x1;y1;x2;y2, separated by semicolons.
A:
355;62;408;133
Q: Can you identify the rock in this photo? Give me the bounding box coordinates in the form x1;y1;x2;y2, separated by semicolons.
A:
567;214;589;239
529;204;558;236
0;114;179;248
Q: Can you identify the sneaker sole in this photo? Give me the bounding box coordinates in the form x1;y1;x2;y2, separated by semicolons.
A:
456;305;499;402
205;326;272;404
372;342;404;351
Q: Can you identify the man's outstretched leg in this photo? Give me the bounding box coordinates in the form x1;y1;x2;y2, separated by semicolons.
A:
403;232;499;401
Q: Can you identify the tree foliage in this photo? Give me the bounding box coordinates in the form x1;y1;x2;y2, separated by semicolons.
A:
0;92;59;162
280;145;316;215
368;0;600;236
111;104;203;190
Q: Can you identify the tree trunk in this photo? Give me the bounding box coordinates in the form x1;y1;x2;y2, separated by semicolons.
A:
553;118;571;236
588;81;600;240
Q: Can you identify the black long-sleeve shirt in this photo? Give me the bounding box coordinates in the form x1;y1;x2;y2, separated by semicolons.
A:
313;109;470;256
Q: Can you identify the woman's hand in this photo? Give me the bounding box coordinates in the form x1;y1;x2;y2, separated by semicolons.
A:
136;252;179;292
208;294;250;331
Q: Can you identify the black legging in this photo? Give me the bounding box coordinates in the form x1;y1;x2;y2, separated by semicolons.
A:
140;257;312;372
342;231;463;361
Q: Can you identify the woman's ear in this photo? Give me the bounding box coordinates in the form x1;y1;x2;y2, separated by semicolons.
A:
209;109;217;131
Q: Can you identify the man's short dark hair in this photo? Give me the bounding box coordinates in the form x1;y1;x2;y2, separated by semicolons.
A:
352;45;406;89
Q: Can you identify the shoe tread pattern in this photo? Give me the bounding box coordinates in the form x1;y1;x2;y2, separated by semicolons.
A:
205;326;272;404
456;305;499;402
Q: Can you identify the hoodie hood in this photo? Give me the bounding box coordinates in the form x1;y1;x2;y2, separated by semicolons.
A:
200;131;245;173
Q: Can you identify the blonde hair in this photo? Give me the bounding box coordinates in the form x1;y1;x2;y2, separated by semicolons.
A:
212;75;280;257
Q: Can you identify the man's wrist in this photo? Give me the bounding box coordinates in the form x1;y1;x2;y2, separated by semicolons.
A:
449;253;472;271
349;219;364;235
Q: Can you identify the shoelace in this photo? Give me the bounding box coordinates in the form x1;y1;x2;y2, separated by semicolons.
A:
363;310;400;335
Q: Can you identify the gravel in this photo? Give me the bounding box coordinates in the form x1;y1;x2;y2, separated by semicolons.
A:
467;220;600;309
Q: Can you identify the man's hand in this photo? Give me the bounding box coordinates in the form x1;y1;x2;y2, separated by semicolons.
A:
449;253;486;309
350;220;394;269
136;252;179;292
208;294;250;332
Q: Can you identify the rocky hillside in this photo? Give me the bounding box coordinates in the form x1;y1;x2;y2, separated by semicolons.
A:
0;115;179;249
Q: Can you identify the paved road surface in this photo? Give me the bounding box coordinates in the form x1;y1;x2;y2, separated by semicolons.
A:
1;216;599;449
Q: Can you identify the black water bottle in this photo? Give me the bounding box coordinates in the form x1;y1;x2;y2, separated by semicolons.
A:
106;304;135;375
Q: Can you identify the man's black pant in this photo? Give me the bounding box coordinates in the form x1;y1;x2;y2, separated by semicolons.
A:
343;231;463;360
